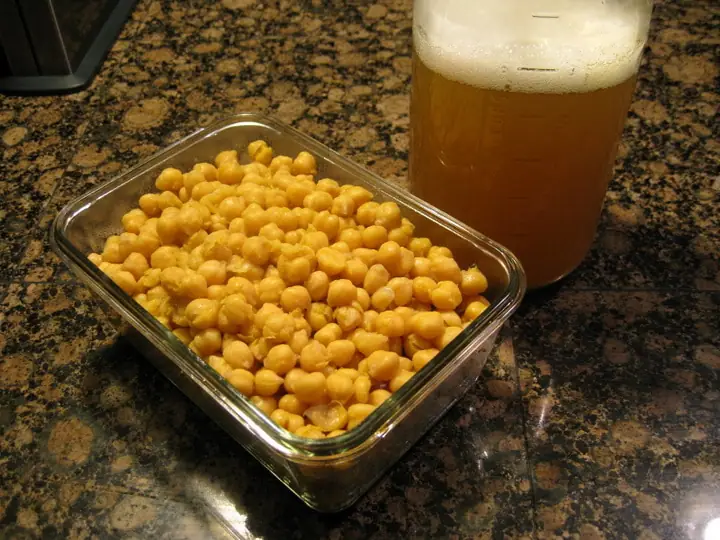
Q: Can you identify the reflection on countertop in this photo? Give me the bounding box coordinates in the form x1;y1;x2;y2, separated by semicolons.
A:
0;0;717;538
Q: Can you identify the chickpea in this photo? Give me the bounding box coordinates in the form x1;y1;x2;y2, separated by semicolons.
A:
286;181;314;208
411;257;432;278
412;349;439;371
367;350;400;381
277;286;309;313
228;369;255;397
412;276;437;304
186;298;220;330
139;193;161;217
437;326;463;349
331;194;355;217
250;395;278;416
410;311;445;340
288;328;310;355
313;211;340;240
291;151;317;175
279;255;312;285
376;240;401;269
463;300;490;322
197;260;227;286
192;328;222;356
157;191;182;211
431;281;463;311
326;429;346;438
356;288;371;311
327;279;357;307
215;150;238;167
305;402;348;432
374;311;405;338
371;286;395;311
303;190;333;212
352;248;378;268
316;178;341;197
134;234;161;260
224;340;254;370
270;408;290;428
387;277;413;306
338;228;363;250
208;356;233;378
430;256;462;284
300;340;329;372
374;201;401;229
226;277;259;306
278;394;306;415
122;252;149;280
314;323;342;346
353;376;372;404
263;312;295;343
404;333;435;359
369;389;392;406
172;327;192;346
294;372;327;404
155;167;184;192
346;186;373;207
263;344;297;375
363;264;390;295
255;275;284;304
353;331;390;357
270;155;293;173
192;162;218;183
362;310;379;332
347;403;375;430
317;247;347;276
327;340;356;368
121;209;148;234
253;369;284;397
286;413;306;433
362;225;388;249
177;271;208;299
283;367;305;394
389;369;414;392
111;270;138;295
102;236;124;264
248;140;273;165
305;271;330;302
307;302;333;331
295;425;325;439
333;306;362;333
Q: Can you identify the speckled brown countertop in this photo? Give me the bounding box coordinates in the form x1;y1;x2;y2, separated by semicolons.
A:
0;0;718;538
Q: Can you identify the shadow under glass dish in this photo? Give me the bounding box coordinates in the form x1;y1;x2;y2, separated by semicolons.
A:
50;113;526;512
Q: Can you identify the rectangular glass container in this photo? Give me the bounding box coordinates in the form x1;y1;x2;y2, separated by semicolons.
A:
50;113;526;512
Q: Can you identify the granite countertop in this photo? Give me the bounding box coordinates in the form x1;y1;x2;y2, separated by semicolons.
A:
0;0;718;538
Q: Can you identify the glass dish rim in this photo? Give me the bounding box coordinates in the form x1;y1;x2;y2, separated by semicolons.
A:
50;112;526;462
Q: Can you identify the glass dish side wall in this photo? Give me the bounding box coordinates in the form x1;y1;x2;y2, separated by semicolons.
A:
51;114;525;511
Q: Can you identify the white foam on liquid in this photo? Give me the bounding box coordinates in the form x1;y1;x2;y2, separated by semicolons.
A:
414;1;647;93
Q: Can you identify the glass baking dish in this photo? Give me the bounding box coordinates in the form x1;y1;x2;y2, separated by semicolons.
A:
50;113;525;512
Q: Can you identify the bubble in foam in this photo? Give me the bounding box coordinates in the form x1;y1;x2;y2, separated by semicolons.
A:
414;2;645;94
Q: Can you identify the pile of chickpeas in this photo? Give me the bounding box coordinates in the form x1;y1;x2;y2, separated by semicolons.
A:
90;141;491;439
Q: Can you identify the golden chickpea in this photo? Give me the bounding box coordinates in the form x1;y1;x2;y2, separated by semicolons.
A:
362;225;388;249
300;340;329;372
461;267;489;295
218;293;253;332
248;140;273;165
404;333;435;359
411;257;432;278
291;151;317;175
431;281;463;311
155;167;184;192
178;271;208;299
333;306;362;332
412;349;438;371
157;191;183;211
250;395;278;416
102;236;124;264
286;413;306;433
388;277;413;306
331;194;356;217
283;367;305;394
303;270;328;302
356;288;371;311
312;323;340;346
371;286;395;311
313;211;340;240
226;277;258;306
111;270;138;295
363;264;390;295
276;286;309;312
326;340;356;368
275;207;298;232
305;402;348;432
374;201;401;229
315;178;340;197
437;326;463;349
367;350;400;381
172;327;192;346
239;236;269;267
353;376;372;404
362;310;379;332
286;181;314;208
197;260;227;286
338;228;363;250
134;234;161;260
307;302;333;332
254;369;284;397
192;162;218;182
346;186;373;207
122;252;149;280
228;369;254;397
463;300;489;322
254;275;284;305
347;403;375;430
295;425;325;439
192;328;222;357
327;279;357;307
223;340;254;370
270;408;290;428
216;196;245;221
374;311;405;338
352;248;378;268
303;190;332;212
410;311;444;340
337;368;360;381
430;256;462;284
316;247;347;276
139;193;161;217
279;255;312;285
191;181;215;201
208;355;233;378
186;298;220;330
412;276;437;304
369;389;392;406
263;344;297;375
389;369;414;392
438;311;461;328
270;155;293;173
294;371;327;404
288;328;309;354
376;240;401;269
263;312;295;343
121;209;148;234
214;150;238;167
353;331;390;357
355;201;378;226
278;394;306;415
427;246;452;259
